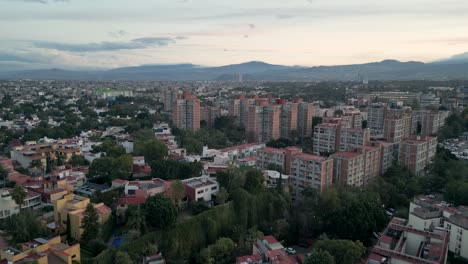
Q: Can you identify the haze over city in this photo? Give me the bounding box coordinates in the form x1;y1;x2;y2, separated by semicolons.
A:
1;0;468;70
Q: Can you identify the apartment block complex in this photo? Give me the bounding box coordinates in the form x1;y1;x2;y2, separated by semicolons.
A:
280;103;298;141
331;152;365;187
400;136;437;176
289;153;334;198
164;87;179;112
313;123;341;155
172;92;201;131
339;128;371;151
229;96;318;142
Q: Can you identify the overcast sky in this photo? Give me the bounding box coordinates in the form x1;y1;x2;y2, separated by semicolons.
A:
1;0;467;70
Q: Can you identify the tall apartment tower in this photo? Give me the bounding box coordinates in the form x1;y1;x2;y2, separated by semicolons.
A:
297;103;315;140
172;92;200;131
247;104;281;143
280;103;298;141
313;123;341;155
240;98;255;128
262;105;281;142
367;103;387;135
164;87;179;112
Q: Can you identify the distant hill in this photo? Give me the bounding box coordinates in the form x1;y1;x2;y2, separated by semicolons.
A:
1;59;467;81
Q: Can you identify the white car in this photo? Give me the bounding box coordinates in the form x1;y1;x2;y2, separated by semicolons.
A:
285;247;296;255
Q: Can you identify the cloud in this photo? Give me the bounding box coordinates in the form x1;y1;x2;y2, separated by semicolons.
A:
248;24;255;29
0;52;37;63
175;36;188;40
12;0;69;4
32;37;179;52
109;30;128;38
276;14;295;20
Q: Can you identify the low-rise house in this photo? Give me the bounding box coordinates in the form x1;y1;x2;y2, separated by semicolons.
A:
0;188;42;219
409;195;468;259
182;176;219;203
0;235;80;264
367;217;449;264
53;193;111;240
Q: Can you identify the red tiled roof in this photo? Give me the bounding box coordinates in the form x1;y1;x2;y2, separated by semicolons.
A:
263;235;279;245
119;196;147;205
292;153;327;161
95;203;112;215
236;254;263;263
332;151;363;158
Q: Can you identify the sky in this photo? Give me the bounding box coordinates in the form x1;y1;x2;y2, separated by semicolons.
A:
0;0;468;71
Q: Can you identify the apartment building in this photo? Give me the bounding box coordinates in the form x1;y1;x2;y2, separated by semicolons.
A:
200;106;221;127
247;104;281;143
313;123;341;155
262;105;281;142
280;103;298;141
297;102;315;140
0;235;80;264
53;193;111;240
256;146;301;174
339;128;370;151
164;87;179;112
240;98;255;128
367;103;387;135
413;110;449;137
331;152;365;187
352;145;381;185
383;118;405;143
229;98;241;123
367;217;449;264
369;141;400;175
369;91;421;105
400;136;437;176
409;195;468;259
172;92;201;131
289;153;334;197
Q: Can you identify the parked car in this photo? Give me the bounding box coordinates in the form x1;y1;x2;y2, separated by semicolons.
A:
285;247;296;255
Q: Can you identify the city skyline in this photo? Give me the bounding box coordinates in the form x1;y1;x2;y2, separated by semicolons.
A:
1;0;468;71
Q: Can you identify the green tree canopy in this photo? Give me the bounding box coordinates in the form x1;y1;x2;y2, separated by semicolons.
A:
144;195;177;229
304;249;336;264
11;185;27;210
1;210;46;245
81;203;100;242
135;138;168;164
243;169;264;194
314;239;366;264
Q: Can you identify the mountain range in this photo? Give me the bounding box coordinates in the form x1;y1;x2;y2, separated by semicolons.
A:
1;55;468;81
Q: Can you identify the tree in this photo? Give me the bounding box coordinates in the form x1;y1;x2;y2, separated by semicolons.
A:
304;249;336;264
243;169;264;194
314;239;366;264
170;180;186;208
115;251;133;264
0;164;7;188
216;187;229;205
1;211;45;245
144;195;177;229
135;139;168;164
81;203;100;242
198;237;236;264
70;154;88;167
125;204;147;233
11;185;27;210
